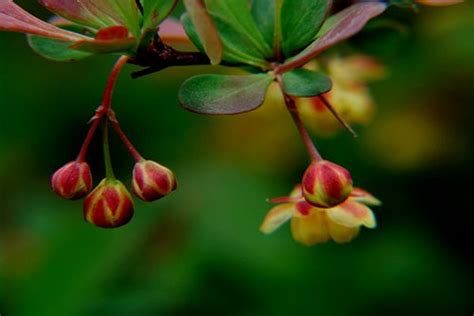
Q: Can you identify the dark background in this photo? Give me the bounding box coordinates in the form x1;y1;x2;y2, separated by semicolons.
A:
0;1;472;315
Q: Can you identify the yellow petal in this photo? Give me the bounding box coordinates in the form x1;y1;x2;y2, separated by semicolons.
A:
289;184;303;198
260;204;295;234
327;201;377;229
327;219;360;243
350;188;382;206
290;211;330;246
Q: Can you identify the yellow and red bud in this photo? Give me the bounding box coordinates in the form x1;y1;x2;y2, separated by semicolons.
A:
83;179;134;228
51;161;92;200
132;160;177;201
302;160;353;208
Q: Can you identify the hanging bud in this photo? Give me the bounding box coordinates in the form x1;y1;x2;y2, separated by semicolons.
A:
302;160;353;208
51;161;92;200
132;160;177;201
83;179;134;228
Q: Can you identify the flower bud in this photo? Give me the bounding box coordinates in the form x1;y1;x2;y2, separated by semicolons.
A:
132;160;177;201
83;179;134;228
302;160;353;208
51;161;92;200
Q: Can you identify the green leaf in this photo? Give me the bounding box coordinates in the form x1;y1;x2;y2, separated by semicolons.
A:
251;0;275;48
27;35;92;62
183;0;222;65
142;0;178;29
181;13;268;69
282;68;332;97
179;74;273;115
280;0;329;57
203;0;272;67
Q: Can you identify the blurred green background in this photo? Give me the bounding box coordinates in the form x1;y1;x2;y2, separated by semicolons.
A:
0;2;473;315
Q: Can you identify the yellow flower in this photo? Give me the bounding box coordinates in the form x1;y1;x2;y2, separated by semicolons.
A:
260;185;380;246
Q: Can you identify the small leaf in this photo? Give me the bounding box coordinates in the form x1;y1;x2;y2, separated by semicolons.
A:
0;0;88;42
281;3;387;71
179;74;273;115
158;18;192;47
95;25;130;40
38;0;109;29
280;0;329;57
203;0;272;66
142;0;178;29
27;24;93;62
181;13;268;69
183;0;222;65
282;69;332;97
28;35;92;61
251;0;275;48
39;0;141;37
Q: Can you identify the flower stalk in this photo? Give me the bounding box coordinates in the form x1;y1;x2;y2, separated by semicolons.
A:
276;74;322;162
76;55;129;162
102;120;115;180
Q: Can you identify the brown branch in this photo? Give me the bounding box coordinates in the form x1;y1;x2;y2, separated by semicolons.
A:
128;33;210;79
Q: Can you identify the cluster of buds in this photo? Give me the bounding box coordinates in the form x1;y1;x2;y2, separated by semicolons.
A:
261;159;379;246
52;157;177;228
51;57;176;229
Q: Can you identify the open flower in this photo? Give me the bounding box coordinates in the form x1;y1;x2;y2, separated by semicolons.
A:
260;185;380;246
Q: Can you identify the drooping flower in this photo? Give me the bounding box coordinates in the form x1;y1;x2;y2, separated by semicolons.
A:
302;160;353;208
260;185;380;246
132;160;177;201
51;160;92;200
83;179;134;228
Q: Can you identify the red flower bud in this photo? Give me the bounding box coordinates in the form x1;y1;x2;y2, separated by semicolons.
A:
302;160;353;208
83;179;134;228
51;161;92;200
132;160;177;201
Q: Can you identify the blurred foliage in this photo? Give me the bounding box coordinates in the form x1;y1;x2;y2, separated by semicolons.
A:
0;1;473;315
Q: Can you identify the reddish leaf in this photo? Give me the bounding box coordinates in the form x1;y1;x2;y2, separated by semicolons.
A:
38;0;106;29
183;0;222;65
95;26;129;40
38;0;140;37
279;3;387;73
158;18;194;48
0;0;88;41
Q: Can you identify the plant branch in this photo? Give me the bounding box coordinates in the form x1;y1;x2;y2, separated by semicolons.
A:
276;74;322;162
76;56;129;162
129;33;210;79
